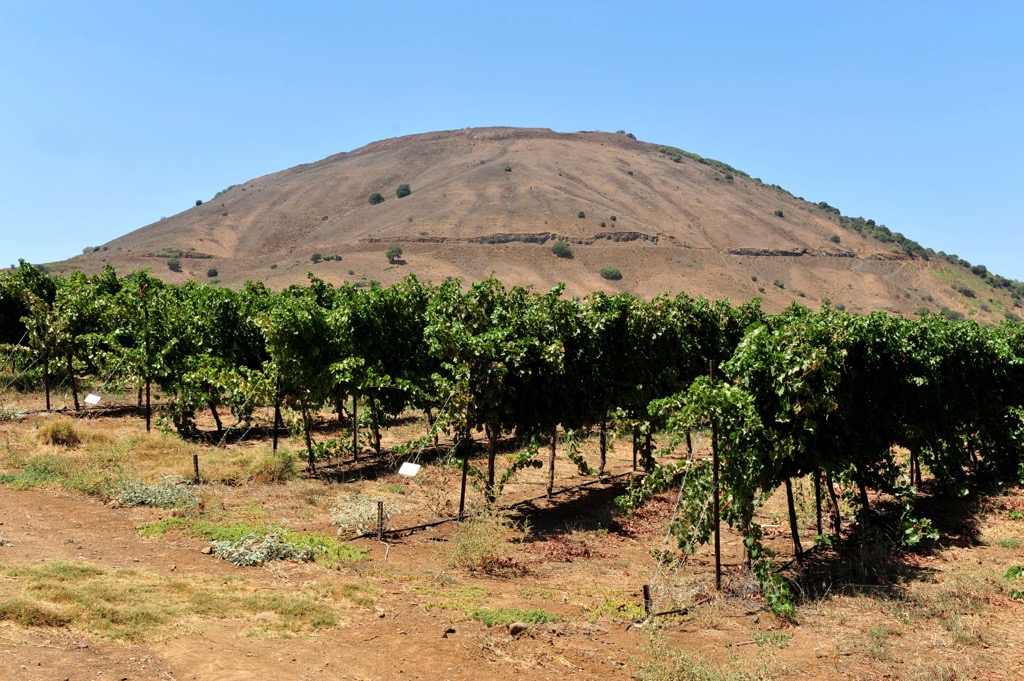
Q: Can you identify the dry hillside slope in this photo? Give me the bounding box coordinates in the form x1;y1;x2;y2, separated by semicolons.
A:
55;127;1018;321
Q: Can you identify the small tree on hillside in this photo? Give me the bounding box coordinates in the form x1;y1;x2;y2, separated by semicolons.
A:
386;246;403;263
396;184;411;198
369;192;385;205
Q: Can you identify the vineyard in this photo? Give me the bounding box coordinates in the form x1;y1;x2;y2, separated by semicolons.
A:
2;260;1024;678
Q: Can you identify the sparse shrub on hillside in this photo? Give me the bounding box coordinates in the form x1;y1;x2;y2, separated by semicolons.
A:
941;307;964;321
1006;311;1022;323
368;192;384;205
610;215;617;222
386;246;403;263
953;283;976;298
599;266;622;281
310;253;322;264
269;263;277;269
206;267;218;278
600;222;606;228
504;164;512;172
774;209;785;218
396;184;411;198
167;258;181;273
551;241;573;259
195;199;203;206
830;234;841;243
577;211;586;219
773;280;785;289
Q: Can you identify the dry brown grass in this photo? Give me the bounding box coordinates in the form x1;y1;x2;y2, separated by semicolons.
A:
0;559;372;641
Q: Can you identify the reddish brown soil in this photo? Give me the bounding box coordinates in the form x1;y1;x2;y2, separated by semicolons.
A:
0;402;1022;680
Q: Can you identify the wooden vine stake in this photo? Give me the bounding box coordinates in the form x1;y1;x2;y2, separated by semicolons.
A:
351;397;359;461
272;372;282;453
814;468;823;536
457;430;471;521
710;360;721;592
140;285;151;433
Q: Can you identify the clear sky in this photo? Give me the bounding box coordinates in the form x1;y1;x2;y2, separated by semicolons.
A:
2;2;1023;280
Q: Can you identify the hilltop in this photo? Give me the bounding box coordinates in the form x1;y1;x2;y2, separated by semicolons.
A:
54;127;1020;321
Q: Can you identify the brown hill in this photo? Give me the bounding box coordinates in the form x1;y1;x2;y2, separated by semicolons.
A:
56;127;1017;321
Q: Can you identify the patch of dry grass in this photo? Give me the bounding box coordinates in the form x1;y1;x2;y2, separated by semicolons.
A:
442;510;530;576
0;559;372;641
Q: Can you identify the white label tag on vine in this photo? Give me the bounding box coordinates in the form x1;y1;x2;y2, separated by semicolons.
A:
398;462;421;477
84;394;101;405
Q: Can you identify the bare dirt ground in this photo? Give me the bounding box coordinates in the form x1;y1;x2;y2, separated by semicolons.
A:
1;392;1023;680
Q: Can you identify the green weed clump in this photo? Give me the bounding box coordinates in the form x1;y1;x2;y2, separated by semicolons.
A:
137;518;368;568
0;405;25;422
211;529;313;566
471;607;557;627
115;477;197;509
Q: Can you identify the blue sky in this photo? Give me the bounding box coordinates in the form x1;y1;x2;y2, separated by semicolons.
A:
3;2;1023;279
